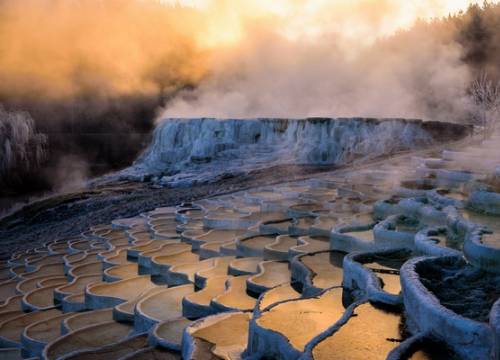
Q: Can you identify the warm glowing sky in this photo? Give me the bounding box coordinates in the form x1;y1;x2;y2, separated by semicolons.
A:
0;0;492;102
163;0;486;47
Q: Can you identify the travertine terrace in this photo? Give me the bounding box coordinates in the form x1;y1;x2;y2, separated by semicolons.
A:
0;122;499;360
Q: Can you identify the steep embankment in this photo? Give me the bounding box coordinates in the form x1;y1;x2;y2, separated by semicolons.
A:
118;118;471;186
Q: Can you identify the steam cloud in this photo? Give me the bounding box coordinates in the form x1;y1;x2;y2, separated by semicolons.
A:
160;0;489;121
0;0;208;100
0;0;498;199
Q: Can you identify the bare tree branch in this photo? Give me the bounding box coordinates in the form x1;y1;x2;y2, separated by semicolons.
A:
470;71;500;130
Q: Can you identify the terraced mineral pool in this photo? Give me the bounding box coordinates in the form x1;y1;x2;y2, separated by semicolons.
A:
136;284;194;324
248;261;290;293
364;255;408;295
39;276;67;287
168;258;215;283
86;276;158;306
23;283;67;310
258;283;301;310
193;230;247;247
264;236;297;261
246;191;284;202
212;275;257;312
261;219;294;233
395;223;418;233
69;262;103;279
63;309;114;332
289;203;325;215
57;334;149;360
256;287;345;352
376;272;401;295
268;236;297;252
44;321;134;360
23;312;74;349
461;209;500;233
312;216;339;231
154;317;192;349
239;236;277;251
67;252;99;267
184;276;228;313
126;347;181;359
346;213;376;225
153;250;200;269
245;212;287;222
428;230;462;251
189;312;251;359
128;241;170;257
290;217;317;234
300;251;345;289
200;241;235;258
229;257;261;275
0;295;22;311
195;257;234;287
55;274;102;301
311;303;403;359
106;263;140;279
436;189;467;202
0;308;63;346
0;310;24;325
22;264;66;279
4;279;25;297
177;207;205;220
206;208;247;220
27;255;64;269
294;236;330;254
344;229;374;242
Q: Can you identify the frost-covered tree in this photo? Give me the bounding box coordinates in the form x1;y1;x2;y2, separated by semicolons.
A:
0;106;47;184
470;72;500;130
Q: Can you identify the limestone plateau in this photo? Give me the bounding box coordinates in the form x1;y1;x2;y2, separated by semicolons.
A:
0;118;499;360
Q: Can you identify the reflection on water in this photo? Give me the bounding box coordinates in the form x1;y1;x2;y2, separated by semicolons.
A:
461;209;500;248
191;312;251;360
240;236;276;250
461;209;500;233
364;263;401;295
249;261;290;292
363;253;409;296
212;275;256;311
257;287;345;352
258;283;301;311
312;303;403;360
376;273;401;295
300;251;345;289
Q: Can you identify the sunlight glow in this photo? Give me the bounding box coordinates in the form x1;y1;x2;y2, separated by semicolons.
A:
164;0;486;47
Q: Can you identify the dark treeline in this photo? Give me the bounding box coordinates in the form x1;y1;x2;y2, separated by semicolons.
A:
454;2;500;78
388;2;500;79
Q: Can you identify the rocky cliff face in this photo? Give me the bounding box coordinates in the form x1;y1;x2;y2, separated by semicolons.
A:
117;117;471;187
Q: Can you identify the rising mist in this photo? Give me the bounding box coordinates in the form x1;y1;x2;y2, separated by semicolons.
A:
0;0;499;198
